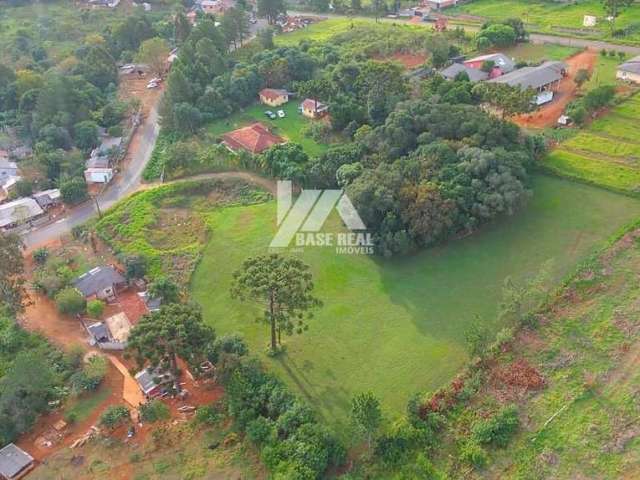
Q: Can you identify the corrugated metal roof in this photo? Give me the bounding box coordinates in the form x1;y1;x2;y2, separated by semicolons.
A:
0;443;34;479
488;61;566;90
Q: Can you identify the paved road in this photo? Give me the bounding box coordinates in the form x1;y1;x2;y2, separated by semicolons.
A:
289;10;640;54
24;103;161;248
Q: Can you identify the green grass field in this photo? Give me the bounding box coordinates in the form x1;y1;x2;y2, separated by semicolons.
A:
544;93;640;194
448;0;640;42
274;18;378;46
206;101;329;156
191;174;640;434
501;43;580;63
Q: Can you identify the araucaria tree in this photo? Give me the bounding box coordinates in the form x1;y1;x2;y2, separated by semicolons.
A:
126;304;215;387
231;254;322;354
602;0;633;32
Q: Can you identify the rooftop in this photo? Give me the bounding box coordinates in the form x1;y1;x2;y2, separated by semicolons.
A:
488;61;566;90
618;55;640;74
260;88;288;101
0;443;34;479
440;63;489;82
465;53;515;73
73;265;126;297
0;197;44;229
222;123;284;154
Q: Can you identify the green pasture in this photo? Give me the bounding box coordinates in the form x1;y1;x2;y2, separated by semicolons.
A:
448;0;640;42
544;93;640;193
502;43;580;62
191;174;640;434
206;101;329;156
274;18;379;46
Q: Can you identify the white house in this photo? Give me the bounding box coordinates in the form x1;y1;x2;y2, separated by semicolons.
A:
85;167;114;184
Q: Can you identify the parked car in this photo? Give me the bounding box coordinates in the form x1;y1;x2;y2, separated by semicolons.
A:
277;109;286;118
146;81;159;89
264;110;276;119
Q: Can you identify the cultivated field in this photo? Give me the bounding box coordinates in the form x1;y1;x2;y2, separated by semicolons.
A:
191;175;640;434
545;93;640;193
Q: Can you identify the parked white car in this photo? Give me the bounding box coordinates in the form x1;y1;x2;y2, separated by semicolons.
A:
146;81;159;89
277;109;286;118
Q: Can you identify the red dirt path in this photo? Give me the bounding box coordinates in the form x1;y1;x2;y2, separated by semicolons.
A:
512;48;597;129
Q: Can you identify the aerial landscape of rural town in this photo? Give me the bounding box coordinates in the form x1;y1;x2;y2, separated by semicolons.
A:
2;0;640;478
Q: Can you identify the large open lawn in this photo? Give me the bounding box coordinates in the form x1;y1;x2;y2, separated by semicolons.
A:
192;174;640;434
544;93;640;194
206;101;329;156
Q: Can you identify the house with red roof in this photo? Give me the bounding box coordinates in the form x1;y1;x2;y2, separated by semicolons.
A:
222;123;284;154
259;88;289;107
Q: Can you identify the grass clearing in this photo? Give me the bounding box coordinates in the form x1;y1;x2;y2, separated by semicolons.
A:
191;174;640;434
206;101;330;157
543;93;640;194
502;43;581;63
64;387;112;423
274;18;379;46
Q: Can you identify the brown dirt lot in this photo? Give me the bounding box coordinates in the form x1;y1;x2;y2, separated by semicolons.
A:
373;51;428;70
512;48;597;129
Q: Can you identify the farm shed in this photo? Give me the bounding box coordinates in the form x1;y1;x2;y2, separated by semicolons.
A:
0;198;45;232
488;61;567;104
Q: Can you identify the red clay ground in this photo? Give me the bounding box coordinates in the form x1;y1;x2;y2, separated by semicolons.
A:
512;48;597;129
373;51;428;70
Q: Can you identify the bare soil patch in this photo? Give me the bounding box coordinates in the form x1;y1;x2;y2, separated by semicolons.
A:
373;51;428;70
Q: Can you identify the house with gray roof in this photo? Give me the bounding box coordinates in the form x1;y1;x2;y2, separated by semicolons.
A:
440;62;489;82
616;55;640;84
0;158;18;183
464;53;516;75
0;443;34;480
74;265;127;300
488;61;567;104
0;198;45;232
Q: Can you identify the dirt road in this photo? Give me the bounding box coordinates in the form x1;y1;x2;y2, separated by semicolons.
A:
513;48;598;129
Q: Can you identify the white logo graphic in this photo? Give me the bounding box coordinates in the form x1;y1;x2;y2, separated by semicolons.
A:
270;181;373;254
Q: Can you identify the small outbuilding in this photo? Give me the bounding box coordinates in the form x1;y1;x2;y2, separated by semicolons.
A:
616;55;640;84
301;98;328;119
0;443;35;480
135;368;175;399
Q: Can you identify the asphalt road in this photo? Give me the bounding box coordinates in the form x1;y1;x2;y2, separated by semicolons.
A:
23;103;160;248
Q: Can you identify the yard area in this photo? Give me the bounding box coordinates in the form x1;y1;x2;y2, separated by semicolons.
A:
191;174;640;435
274;18;378;46
206;101;329;157
501;43;581;63
544;92;640;193
448;0;640;43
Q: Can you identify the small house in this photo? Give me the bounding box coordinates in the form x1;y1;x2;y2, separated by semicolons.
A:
0;443;35;480
464;53;515;77
135;368;175;398
301;98;328;119
222;123;285;154
616;55;640;84
0;198;45;232
32;189;62;210
259;88;289;107
423;0;457;9
87;322;110;343
74;265;127;301
84;167;114;184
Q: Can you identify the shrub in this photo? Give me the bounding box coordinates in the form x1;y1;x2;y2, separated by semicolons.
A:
247;417;275;445
472;404;520;447
60;177;88;204
55;288;86;315
32;247;49;265
86;299;105;318
208;333;248;364
100;405;130;429
459;441;488;468
70;355;107;393
195;405;222;425
139;400;170;422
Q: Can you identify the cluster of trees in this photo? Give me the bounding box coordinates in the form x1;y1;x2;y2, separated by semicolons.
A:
566;84;616;124
476;18;526;49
